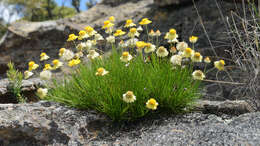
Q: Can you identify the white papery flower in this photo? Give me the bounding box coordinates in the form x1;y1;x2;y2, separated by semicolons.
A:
87;50;100;60
94;33;104;41
37;88;48;99
156;46;169;57
144;43;156;53
170;55;182;66
24;71;33;79
126;38;138;48
61;49;74;61
106;35;115;43
40;70;52;80
122;91;136;103
176;41;188;51
120;52;133;62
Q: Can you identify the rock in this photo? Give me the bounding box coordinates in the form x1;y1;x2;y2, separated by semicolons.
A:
154;0;192;6
0;78;44;103
0;101;259;145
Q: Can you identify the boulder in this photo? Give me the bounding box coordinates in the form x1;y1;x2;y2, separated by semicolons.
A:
0;101;259;145
154;0;192;6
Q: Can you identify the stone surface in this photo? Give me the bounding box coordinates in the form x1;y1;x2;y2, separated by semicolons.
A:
0;101;259;145
154;0;192;6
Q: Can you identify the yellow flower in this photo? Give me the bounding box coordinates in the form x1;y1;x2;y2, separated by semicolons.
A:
24;70;33;79
102;20;114;29
120;51;133;62
139;18;152;25
43;64;52;70
146;98;158;110
189;36;198;43
37;88;48;99
95;67;109;76
214;60;225;71
67;34;78;42
123;91;136;103
40;52;50;61
84;26;96;36
78;30;88;40
124;19;136;28
59;48;66;56
156;46;169;57
191;52;203;62
144;43;156;53
136;41;147;52
114;29;126;37
68;59;81;67
192;70;205;80
109;16;115;22
164;28;178;43
204;57;211;63
52;59;63;69
183;48;194;58
28;61;39;71
128;28;140;38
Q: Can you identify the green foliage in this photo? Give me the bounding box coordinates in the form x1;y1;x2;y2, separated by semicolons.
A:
6;62;25;103
48;49;200;121
5;0;76;21
0;24;7;38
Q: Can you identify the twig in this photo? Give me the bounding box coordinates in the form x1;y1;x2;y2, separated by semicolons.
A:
203;79;246;85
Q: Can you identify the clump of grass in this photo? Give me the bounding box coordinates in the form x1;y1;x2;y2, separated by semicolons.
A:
6;61;25;103
22;17;224;121
48;48;200;121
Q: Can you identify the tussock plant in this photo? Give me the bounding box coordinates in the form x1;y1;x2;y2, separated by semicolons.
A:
22;16;226;121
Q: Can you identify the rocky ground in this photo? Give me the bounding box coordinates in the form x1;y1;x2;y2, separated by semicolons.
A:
0;101;259;146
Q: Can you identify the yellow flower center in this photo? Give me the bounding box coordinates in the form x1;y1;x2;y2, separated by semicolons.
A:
148;98;156;105
169;29;176;35
85;26;94;33
79;30;86;36
40;52;46;57
60;48;65;54
185;48;192;54
126;19;132;25
195;71;202;77
130;28;137;33
122;52;129;57
28;61;35;67
104;20;110;26
220;60;225;65
158;47;165;53
194;52;201;59
97;68;104;74
44;64;51;70
109;16;115;22
53;59;59;65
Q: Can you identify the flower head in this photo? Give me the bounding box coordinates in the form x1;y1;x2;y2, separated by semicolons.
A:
24;70;33;79
170;47;177;54
128;28;140;38
214;60;225;71
164;29;178;43
37;88;48;99
155;30;161;36
61;49;74;61
123;91;136;103
40;52;50;61
68;59;81;67
125;19;136;28
84;26;96;36
59;48;66;56
137;26;143;32
136;41;147;52
114;29;126;37
192;70;205;80
120;51;133;62
189;36;198;43
40;70;52;80
183;48;194;58
146;98;158;110
191;52;203;62
95;67;109;76
176;41;188;51
109;16;115;22
204;57;211;63
156;46;169;57
75;51;84;58
78;30;88;40
170;55;182;66
87;50;100;60
102;20;114;29
52;59;63;69
149;29;156;37
43;64;52;70
139;18;152;25
67;34;78;42
94;33;104;41
106;35;115;43
28;61;39;71
144;43;156;53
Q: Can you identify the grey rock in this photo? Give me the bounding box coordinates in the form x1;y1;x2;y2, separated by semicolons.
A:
0;101;259;145
154;0;192;6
